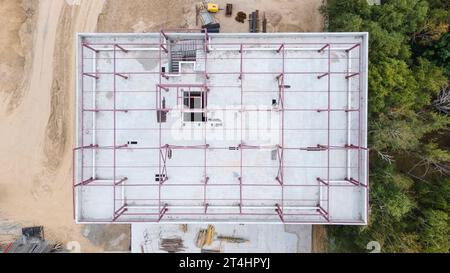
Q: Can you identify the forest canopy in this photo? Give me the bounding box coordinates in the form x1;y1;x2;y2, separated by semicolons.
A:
321;0;449;253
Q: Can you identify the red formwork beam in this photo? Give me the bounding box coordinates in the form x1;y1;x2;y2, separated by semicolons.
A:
80;71;360;76
279;43;286;218
115;44;128;53
326;43;331;219
82;43;99;53
74;34;367;223
318;43;329;53
346;43;360;53
113;43;118;220
158;33;165;219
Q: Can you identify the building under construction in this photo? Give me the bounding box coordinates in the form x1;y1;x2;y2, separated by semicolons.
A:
74;31;369;224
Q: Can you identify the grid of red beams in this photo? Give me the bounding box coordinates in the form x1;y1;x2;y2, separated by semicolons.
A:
73;30;369;224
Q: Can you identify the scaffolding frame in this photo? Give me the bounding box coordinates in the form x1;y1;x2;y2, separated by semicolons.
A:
73;31;369;224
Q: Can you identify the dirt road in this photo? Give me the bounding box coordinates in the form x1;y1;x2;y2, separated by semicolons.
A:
0;0;324;252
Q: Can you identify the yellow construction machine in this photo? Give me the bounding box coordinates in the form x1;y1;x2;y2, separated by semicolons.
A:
207;3;219;13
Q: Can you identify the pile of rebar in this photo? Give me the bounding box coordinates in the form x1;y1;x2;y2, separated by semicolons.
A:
217;235;249;244
159;237;186;253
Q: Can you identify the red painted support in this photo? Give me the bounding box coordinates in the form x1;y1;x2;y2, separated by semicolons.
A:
158;204;169;221
113;43;117;220
276;43;284;53
317;206;330;222
303;146;327;151
160;44;168;53
345;177;360;186
238;177;243;214
112;205;127;222
345;144;368;150
160;72;169;80
275;203;284;222
83;73;99;79
276;176;283;185
345;43;360;53
318;43;329;53
115;73;129;79
82;43;99;53
157;84;169;92
204;29;210;53
317;72;329;79
160;30;168;40
115;44;128;53
345;72;359;79
74;177;95;187
316;177;328;186
115;177;128;186
239;44;243;80
326;42;331;222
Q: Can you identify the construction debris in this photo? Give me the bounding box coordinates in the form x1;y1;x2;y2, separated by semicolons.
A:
201;248;221;253
2;226;61;253
205;225;215;246
235;11;246;23
249;10;261;33
0;217;21;247
262;12;267;33
22;226;44;239
159;237;186;253
217;235;249;244
180;224;188;233
197;1;221;32
225;4;233;17
195;229;207;248
195;224;215;248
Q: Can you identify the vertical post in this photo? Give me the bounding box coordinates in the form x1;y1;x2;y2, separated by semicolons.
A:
113;44;117;220
239;43;244;215
158;33;164;221
275;203;284;222
204;28;210;53
158;203;168;222
326;43;331;220
358;41;362;190
239;44;243;80
72;149;76;220
80;42;85;201
160;30;168;53
346;41;351;181
280;44;285;214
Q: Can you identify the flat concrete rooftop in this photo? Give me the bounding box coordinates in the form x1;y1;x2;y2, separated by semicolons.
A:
74;32;369;224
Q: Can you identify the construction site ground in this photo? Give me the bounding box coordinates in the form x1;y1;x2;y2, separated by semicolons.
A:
0;0;325;252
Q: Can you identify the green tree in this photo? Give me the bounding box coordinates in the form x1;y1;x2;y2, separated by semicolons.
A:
418;209;449;252
323;0;450;253
425;32;450;74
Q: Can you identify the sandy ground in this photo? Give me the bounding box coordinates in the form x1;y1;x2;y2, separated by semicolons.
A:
0;0;325;252
312;225;327;253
